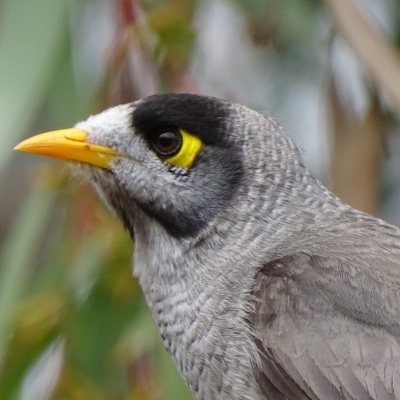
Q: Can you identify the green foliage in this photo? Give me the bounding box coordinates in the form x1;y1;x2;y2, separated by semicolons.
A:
0;0;70;170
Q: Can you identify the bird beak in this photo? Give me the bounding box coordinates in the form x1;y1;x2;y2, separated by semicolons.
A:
14;128;119;170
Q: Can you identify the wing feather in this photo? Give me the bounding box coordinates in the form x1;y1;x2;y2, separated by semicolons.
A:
252;252;400;399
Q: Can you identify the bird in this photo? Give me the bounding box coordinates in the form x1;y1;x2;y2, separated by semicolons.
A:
14;93;400;400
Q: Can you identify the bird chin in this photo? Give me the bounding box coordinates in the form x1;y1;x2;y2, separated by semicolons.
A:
66;161;119;211
69;161;137;240
67;160;112;183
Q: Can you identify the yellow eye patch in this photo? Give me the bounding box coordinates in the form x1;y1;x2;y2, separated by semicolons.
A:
165;129;203;169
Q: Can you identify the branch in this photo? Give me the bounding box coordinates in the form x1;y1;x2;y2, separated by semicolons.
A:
324;0;400;117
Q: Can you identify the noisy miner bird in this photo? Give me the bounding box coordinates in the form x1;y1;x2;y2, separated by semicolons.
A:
15;94;400;400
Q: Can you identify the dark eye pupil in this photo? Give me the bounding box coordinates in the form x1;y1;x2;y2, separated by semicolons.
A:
153;131;181;156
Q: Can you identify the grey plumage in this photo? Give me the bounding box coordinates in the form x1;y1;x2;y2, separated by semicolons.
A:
16;94;400;399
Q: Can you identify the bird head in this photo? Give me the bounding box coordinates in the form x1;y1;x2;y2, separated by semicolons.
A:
15;94;308;255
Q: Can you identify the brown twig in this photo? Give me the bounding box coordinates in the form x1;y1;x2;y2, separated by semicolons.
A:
324;0;400;117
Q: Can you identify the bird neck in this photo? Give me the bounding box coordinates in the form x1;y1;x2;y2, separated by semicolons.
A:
133;219;265;400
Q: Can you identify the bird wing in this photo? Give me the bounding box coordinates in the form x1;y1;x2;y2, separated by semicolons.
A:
252;252;400;400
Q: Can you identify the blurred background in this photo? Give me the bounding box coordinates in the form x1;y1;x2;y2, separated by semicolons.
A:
1;0;400;398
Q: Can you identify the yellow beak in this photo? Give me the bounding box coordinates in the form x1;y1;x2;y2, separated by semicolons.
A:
14;128;119;170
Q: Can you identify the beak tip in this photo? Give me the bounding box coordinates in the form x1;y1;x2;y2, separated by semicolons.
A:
14;141;29;151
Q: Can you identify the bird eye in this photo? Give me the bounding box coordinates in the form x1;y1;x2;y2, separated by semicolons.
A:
152;130;182;157
151;128;203;169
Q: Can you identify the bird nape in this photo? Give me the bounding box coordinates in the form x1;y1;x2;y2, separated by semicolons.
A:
15;93;400;400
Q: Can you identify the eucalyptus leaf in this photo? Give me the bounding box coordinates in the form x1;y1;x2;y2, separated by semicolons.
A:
0;184;55;361
0;0;70;170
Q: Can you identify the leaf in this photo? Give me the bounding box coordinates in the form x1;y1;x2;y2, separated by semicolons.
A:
0;0;70;170
0;182;55;361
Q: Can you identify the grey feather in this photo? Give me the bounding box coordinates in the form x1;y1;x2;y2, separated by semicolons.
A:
49;94;400;399
253;248;400;399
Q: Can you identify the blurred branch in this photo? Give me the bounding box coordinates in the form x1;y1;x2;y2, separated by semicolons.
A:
329;86;384;214
98;0;158;106
324;0;400;117
117;0;138;27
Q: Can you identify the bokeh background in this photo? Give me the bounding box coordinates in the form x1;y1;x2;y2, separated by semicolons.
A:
1;0;400;399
